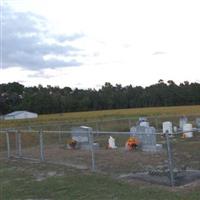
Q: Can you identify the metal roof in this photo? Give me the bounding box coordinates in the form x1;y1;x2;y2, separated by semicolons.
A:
5;111;37;117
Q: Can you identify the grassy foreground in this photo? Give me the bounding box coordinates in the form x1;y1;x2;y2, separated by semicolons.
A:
1;160;200;200
1;105;200;128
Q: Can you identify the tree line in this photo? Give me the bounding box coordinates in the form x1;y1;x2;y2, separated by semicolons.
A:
0;80;200;115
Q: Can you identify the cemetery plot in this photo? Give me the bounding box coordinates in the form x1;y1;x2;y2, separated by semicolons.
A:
1;115;200;186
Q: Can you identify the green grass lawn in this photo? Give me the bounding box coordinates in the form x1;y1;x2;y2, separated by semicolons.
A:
1;160;200;200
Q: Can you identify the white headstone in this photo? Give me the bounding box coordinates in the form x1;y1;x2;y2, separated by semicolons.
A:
108;136;117;149
183;123;193;138
163;121;173;135
173;126;178;133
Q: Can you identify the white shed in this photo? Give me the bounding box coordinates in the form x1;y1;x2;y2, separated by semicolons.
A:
4;111;38;120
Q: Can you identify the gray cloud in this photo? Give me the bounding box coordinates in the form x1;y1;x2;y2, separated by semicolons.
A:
53;33;85;43
1;6;83;70
28;71;54;79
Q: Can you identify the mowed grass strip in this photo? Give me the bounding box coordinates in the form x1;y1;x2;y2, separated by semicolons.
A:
1;105;200;128
1;160;200;200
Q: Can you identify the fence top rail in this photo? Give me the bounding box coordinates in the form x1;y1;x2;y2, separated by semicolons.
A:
1;129;199;135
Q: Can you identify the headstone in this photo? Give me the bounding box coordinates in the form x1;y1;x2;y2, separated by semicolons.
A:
137;117;149;127
163;121;173;135
71;126;92;149
183;123;193;138
130;126;137;136
196;118;200;128
108;136;117;149
140;121;150;127
179;116;188;130
130;125;157;152
173;126;178;133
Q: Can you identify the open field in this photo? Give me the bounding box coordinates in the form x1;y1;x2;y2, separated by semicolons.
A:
1;105;200;128
1;159;200;200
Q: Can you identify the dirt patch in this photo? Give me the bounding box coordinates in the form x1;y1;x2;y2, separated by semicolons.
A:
119;170;200;186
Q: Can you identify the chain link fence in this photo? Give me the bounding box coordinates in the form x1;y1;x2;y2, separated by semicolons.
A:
0;115;200;186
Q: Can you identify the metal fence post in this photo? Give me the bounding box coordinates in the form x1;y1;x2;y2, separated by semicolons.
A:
165;130;175;187
89;130;95;171
155;116;159;130
6;131;11;159
58;126;62;144
15;131;18;155
39;130;45;161
96;122;99;136
17;131;22;157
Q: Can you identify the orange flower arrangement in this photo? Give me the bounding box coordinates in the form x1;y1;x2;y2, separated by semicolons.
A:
67;139;77;149
125;137;139;150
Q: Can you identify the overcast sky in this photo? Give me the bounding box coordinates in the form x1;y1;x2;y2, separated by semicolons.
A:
1;0;200;89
